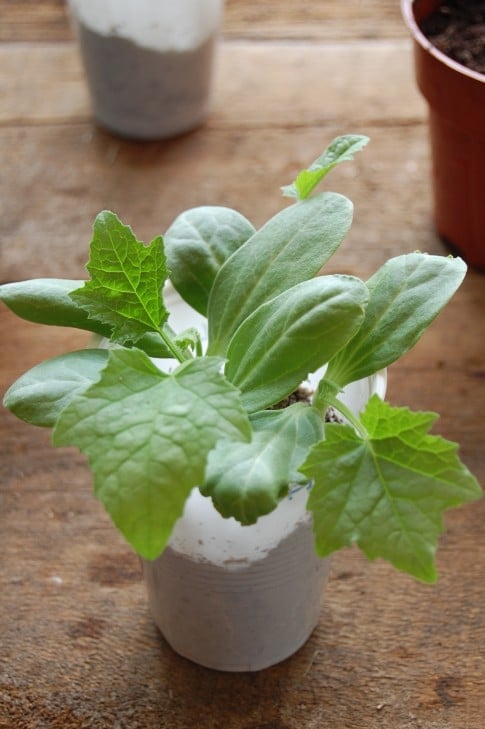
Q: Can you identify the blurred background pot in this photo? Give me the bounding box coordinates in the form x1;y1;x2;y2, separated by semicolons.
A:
401;0;485;271
67;0;224;140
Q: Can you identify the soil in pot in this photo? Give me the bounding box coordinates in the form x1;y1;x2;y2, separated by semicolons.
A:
419;0;485;74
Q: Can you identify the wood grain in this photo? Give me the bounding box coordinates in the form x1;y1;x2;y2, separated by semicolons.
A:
0;41;427;282
0;0;407;42
1;2;484;727
1;300;484;728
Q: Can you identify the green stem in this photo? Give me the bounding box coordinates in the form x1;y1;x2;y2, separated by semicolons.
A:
313;377;368;439
328;396;368;439
159;324;192;363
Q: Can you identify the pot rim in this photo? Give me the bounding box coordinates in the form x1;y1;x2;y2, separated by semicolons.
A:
400;0;485;85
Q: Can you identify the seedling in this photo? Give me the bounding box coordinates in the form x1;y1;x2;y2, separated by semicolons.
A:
1;135;480;582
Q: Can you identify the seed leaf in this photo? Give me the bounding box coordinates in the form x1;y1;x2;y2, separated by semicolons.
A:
165;206;255;315
208;193;353;355
325;253;467;387
225;275;368;412
3;350;108;427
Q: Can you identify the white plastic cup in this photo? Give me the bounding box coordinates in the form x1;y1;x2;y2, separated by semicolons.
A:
142;493;332;672
67;0;224;140
140;288;387;672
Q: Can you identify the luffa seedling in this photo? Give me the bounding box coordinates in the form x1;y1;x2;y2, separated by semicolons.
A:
1;135;481;582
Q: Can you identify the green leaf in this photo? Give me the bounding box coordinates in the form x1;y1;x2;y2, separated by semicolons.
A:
71;211;168;344
173;327;203;357
53;350;251;559
302;396;482;582
207;192;353;355
0;277;173;357
281;135;370;199
225;275;369;412
3;350;108;427
202;404;323;524
325;253;467;387
165;206;255;315
0;279;112;336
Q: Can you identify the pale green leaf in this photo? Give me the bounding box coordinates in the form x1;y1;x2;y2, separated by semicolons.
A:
173;327;203;357
302;396;482;582
3;350;108;427
326;253;467;387
0;279;111;336
53;350;251;559
0;277;172;357
281;135;370;199
225;275;368;412
165;206;255;315
71;211;168;344
208;192;353;355
202;404;323;524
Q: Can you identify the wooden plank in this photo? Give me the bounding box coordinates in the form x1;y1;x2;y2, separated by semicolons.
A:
0;41;429;283
223;0;407;41
1;6;484;727
0;41;424;127
0;122;436;283
0;0;407;43
0;0;70;42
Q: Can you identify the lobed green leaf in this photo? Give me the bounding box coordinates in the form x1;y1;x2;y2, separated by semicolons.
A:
53;350;251;559
71;211;168;344
302;396;482;582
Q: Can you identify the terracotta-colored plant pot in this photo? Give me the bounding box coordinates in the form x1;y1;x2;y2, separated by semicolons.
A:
401;0;485;271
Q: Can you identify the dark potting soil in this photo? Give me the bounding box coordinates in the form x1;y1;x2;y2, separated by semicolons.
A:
270;386;344;423
270;386;313;409
76;22;216;139
419;0;485;75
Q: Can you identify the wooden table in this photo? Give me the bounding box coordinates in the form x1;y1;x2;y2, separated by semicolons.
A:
1;2;484;727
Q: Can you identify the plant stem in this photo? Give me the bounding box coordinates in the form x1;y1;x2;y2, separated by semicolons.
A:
313;377;368;439
159;324;192;363
328;396;368;439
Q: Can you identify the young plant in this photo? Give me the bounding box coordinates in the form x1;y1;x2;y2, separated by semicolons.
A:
1;135;480;582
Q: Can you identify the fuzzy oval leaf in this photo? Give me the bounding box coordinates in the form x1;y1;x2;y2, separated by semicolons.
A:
0;278;172;357
302;396;482;582
53;350;251;560
0;279;112;335
202;404;323;524
165;206;255;315
3;349;109;427
207;192;353;355
71;211;168;344
325;253;467;387
225;275;368;412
